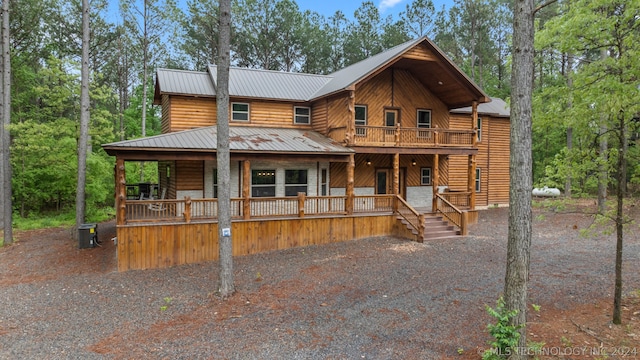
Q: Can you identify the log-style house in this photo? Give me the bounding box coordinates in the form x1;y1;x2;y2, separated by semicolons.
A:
103;37;510;271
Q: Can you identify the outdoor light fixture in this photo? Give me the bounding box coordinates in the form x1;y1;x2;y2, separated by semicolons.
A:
411;159;417;166
366;159;371;166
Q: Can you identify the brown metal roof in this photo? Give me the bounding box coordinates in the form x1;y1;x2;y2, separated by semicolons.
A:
102;126;354;155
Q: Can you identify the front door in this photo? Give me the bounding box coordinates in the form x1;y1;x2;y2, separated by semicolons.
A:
375;168;406;198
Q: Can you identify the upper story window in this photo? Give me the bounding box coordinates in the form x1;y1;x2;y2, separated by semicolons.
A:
294;106;311;125
417;109;431;128
385;109;398;127
355;105;367;125
355;105;367;136
232;102;250;121
475;167;481;192
212;169;218;198
477;116;482;142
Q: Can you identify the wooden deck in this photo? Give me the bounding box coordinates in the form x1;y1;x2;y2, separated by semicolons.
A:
115;194;473;271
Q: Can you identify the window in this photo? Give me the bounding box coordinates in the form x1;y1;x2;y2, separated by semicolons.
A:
355;105;367;136
475;168;481;193
320;169;327;196
385;109;398;127
232;102;250;121
294;106;311;124
252;170;276;197
476;116;482;142
421;167;432;185
285;170;308;196
417;110;431;128
212;169;218;198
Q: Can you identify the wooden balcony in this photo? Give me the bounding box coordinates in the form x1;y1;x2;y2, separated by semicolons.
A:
351;125;476;148
331;126;476;148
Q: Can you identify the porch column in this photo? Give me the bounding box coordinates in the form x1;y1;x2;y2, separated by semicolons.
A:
346;153;355;215
243;160;251;220
432;153;439;212
347;90;356;146
393;153;399;212
471;101;479;147
468;155;477;209
116;157;126;225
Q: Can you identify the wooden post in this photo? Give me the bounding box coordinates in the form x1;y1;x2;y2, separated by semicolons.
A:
433;125;439;146
432;153;439;212
393;153;399;212
395;123;400;147
468;155;477;209
184;196;192;223
347;90;356;146
418;213;425;243
471;101;478;147
346;153;355;215
298;192;305;218
116;158;126;225
243;160;251;220
460;211;468;236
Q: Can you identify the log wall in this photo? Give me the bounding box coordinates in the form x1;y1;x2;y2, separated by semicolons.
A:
116;215;409;271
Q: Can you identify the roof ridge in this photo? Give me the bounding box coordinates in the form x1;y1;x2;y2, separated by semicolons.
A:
157;68;207;75
210;64;333;79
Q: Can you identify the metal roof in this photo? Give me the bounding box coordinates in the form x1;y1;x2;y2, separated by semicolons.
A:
208;66;332;101
102;126;354;155
451;97;510;117
311;38;424;99
156;68;216;97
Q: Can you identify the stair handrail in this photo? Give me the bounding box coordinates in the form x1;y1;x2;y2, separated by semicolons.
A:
395;195;425;242
434;193;467;235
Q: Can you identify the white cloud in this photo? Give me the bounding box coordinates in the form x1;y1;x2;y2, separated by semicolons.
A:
379;0;403;12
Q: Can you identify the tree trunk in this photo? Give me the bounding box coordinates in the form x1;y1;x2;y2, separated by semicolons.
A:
565;53;573;197
1;0;12;245
216;0;234;298
75;0;90;237
612;112;626;325
504;0;534;358
140;0;149;183
597;49;608;213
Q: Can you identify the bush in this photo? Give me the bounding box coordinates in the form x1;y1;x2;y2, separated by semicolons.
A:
482;297;522;360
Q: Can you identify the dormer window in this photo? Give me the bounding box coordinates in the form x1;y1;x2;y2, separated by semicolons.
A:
232;102;250;121
294;106;311;124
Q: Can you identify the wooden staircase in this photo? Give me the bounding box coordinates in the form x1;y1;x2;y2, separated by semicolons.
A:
397;213;462;241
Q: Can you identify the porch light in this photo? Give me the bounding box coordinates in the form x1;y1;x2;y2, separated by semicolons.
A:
411;159;417;166
366;159;371;166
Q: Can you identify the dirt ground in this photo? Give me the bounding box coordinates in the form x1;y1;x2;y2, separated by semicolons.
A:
0;202;639;359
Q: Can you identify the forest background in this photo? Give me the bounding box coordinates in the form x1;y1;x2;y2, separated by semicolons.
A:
1;0;638;228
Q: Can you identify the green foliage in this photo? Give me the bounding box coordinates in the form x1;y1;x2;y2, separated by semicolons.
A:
482;297;521;360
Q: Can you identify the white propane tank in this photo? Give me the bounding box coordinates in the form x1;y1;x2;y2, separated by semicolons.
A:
532;186;561;197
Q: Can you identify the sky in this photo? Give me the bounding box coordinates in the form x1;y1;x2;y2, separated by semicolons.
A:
293;0;454;19
106;0;456;23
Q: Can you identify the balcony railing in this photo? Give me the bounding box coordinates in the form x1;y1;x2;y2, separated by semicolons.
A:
352;125;476;148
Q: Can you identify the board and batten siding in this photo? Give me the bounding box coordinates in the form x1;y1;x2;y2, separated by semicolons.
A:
487;117;510;204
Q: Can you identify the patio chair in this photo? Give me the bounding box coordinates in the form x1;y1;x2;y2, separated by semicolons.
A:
148;188;167;211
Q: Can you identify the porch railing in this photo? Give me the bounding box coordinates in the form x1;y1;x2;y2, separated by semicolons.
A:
352;125;476;147
434;193;468;235
396;196;425;242
123;193;395;224
439;191;472;208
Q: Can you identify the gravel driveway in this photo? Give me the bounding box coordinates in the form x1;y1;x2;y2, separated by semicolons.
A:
1;206;639;359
